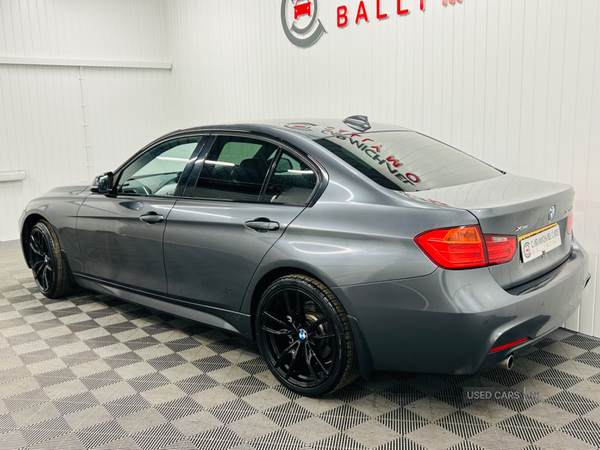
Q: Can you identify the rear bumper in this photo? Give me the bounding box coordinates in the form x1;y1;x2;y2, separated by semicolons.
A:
334;238;590;375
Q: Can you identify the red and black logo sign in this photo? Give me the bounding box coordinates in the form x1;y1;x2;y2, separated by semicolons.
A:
281;0;326;48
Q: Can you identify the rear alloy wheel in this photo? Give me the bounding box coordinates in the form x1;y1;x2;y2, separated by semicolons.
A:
28;221;73;298
256;274;359;396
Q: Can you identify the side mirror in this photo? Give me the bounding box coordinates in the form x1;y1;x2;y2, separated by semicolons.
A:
275;157;293;173
91;172;114;194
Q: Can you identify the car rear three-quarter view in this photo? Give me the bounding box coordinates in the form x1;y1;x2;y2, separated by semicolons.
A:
19;117;591;397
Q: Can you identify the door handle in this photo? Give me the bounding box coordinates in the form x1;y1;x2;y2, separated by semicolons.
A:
140;212;164;224
244;217;280;232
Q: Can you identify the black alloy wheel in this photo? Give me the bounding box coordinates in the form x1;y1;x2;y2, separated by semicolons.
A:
28;221;73;298
256;274;358;396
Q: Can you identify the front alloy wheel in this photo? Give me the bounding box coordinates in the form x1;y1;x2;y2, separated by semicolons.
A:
28;221;73;298
256;274;358;396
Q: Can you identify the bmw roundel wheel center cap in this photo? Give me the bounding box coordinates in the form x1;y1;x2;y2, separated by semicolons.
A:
298;329;307;341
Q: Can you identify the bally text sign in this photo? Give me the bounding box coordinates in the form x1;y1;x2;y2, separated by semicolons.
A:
282;0;462;48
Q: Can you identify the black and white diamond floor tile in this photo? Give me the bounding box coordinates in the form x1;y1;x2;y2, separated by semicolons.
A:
1;241;600;450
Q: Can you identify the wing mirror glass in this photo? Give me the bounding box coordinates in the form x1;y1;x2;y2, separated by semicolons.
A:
91;172;114;194
275;157;293;173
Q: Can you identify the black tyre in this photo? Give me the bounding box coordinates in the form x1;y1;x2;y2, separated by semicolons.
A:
255;274;359;397
28;221;73;298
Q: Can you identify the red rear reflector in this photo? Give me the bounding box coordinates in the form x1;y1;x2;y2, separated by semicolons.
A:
415;226;487;269
489;337;529;353
484;234;517;265
566;213;573;234
415;226;517;269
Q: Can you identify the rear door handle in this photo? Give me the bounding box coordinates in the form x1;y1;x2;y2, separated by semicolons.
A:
244;217;280;232
140;212;164;224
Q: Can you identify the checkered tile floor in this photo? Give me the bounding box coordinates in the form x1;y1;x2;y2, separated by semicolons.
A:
1;240;600;450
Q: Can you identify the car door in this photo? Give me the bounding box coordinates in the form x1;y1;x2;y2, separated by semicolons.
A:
76;135;207;293
163;134;321;310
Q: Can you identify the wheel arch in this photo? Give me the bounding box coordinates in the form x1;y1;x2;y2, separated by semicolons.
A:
20;213;77;289
20;213;47;268
245;263;374;380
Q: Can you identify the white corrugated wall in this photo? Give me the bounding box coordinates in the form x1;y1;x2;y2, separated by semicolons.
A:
1;0;600;336
0;0;175;241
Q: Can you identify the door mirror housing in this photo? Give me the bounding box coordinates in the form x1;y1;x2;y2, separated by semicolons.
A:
91;172;114;194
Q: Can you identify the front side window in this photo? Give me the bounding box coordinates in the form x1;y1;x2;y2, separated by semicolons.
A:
117;137;202;196
193;136;278;202
261;151;317;206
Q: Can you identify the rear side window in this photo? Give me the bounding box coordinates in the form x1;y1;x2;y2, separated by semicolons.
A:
193;136;278;202
261;151;317;206
314;132;501;192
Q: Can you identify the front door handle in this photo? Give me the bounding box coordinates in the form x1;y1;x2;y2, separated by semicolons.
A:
140;212;164;224
244;217;280;232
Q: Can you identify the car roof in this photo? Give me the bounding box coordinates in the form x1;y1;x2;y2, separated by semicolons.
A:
174;117;412;140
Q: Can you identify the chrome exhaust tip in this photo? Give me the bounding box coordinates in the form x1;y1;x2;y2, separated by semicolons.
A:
497;354;514;371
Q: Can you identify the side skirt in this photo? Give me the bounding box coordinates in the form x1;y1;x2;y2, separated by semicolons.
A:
73;274;252;338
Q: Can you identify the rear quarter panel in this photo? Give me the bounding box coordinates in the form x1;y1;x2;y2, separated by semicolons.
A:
239;167;479;318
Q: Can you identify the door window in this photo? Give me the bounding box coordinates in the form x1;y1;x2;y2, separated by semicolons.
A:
193;136;278;202
116;137;201;196
261;151;318;206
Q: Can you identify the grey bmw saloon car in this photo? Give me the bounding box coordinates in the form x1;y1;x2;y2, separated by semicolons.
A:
19;116;590;396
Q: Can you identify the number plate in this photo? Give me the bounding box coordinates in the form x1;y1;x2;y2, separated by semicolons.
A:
519;223;561;263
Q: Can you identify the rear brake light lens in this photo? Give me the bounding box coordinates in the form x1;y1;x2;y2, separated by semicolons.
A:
415;225;516;269
415;226;487;269
485;234;517;265
566;213;573;234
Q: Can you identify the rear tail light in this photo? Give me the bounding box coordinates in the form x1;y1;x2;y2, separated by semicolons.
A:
566;213;573;234
415;225;516;270
485;234;517;265
415;226;486;269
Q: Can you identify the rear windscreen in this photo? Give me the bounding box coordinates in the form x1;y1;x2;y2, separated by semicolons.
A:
314;132;502;192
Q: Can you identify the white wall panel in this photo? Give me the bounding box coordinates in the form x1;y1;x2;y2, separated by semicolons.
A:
165;0;600;337
0;0;173;241
82;67;175;175
0;0;169;61
0;64;86;240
